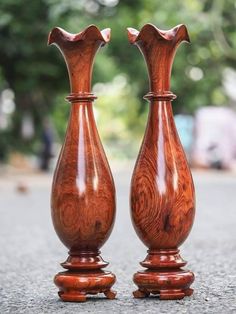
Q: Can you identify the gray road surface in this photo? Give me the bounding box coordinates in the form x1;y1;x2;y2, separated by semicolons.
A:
0;164;236;313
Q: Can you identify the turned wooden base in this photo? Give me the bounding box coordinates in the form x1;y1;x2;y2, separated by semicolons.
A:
55;270;116;302
133;269;194;300
133;249;194;300
54;252;116;302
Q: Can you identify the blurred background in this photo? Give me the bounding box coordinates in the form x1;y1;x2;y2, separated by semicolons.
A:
1;2;236;312
0;0;236;172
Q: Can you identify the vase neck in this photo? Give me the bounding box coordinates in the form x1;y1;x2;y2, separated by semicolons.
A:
127;24;190;96
63;41;100;93
48;25;110;95
139;40;176;92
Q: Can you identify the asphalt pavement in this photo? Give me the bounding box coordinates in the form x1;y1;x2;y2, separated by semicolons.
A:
0;163;236;313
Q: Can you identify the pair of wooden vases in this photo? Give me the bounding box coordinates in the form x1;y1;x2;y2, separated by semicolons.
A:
49;23;195;302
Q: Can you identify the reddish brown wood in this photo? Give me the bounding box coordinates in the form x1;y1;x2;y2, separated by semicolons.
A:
127;24;195;300
48;25;116;302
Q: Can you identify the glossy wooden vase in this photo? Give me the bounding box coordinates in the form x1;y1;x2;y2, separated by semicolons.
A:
127;24;195;300
48;25;116;302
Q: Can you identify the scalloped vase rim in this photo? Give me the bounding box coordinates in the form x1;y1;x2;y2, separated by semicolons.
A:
127;23;190;44
48;25;111;46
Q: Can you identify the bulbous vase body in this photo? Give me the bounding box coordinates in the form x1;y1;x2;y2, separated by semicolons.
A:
51;102;116;253
131;100;195;250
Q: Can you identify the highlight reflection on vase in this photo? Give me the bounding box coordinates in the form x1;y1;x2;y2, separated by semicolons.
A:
128;23;196;300
49;25;116;302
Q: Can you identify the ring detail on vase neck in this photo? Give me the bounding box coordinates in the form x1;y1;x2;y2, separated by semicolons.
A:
66;92;97;103
144;91;177;101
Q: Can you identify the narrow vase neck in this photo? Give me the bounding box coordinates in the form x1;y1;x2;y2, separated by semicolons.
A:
138;40;176;92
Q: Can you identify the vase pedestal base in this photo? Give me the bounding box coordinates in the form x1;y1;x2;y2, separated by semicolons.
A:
54;270;116;302
133;269;194;300
133;249;194;300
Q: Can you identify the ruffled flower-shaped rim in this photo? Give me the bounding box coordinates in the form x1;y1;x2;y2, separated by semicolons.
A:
127;23;190;44
48;25;111;46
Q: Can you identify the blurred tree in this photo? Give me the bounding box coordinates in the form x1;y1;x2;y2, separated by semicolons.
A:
0;0;235;159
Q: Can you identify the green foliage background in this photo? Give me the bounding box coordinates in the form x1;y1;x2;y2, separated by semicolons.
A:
0;0;235;159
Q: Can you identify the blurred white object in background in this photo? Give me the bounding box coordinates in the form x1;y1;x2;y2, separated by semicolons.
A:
0;88;15;130
191;106;236;170
21;113;34;140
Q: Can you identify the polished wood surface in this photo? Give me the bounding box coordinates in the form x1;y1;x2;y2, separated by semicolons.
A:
128;24;195;300
49;25;116;302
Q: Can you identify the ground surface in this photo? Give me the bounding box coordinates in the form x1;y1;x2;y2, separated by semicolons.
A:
0;163;236;313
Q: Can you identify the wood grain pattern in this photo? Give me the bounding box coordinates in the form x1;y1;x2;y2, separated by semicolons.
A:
49;25;116;302
128;23;195;300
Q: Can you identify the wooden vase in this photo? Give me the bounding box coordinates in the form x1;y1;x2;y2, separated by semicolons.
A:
48;25;116;302
127;24;196;300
